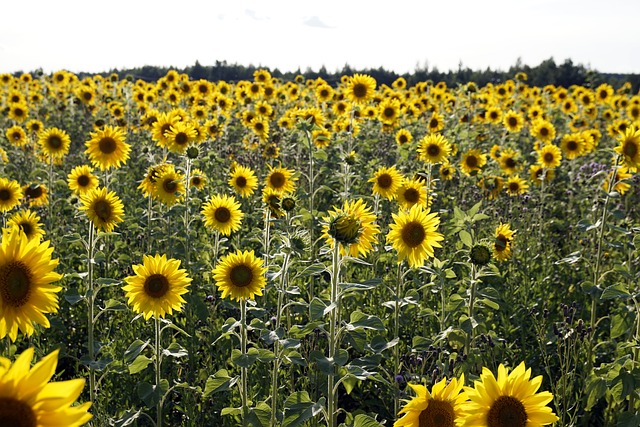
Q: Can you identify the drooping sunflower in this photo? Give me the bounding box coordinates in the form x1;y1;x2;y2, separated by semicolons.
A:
0;230;62;341
5;125;28;147
462;362;558;427
493;223;516;262
321;198;380;258
394;375;467;427
614;125;640;171
38;127;71;160
460;149;487;176
265;165;297;196
417;133;451;164
537;144;562;169
6;209;45;241
123;254;192;320
262;187;285;218
0;177;23;212
212;249;267;301
396;179;428;210
79;187;125;233
369;165;403;200
201;194;244;236
505;176;529;196
67;164;99;196
22;183;48;207
152;166;185;206
387;204;444;268
0;347;92;426
345;74;376;104
85;125;130;170
229;164;259;198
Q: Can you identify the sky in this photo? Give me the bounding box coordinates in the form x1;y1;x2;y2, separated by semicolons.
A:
1;0;639;76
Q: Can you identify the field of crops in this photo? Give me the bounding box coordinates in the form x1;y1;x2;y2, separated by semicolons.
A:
0;69;639;426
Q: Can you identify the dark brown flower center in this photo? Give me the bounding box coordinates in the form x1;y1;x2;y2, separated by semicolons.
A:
509;183;520;193
543;152;554;163
93;199;113;222
18;222;33;238
352;83;367;99
623;141;638;158
539;127;549;136
402;221;426;248
383;107;395;118
269;172;286;189
0;189;10;201
398;135;409;144
163;179;178;194
377;173;393;189
0;397;37;427
505;158;517;168
235;176;247;188
487;395;527;427
0;261;33;307
418;399;455;427
144;274;169;298
230;265;253;287
427;144;441;157
566;140;578;151
77;175;91;187
214;207;231;223
47;135;62;149
508;117;518;127
404;188;420;203
99;137;117;154
25;186;43;199
465;155;478;168
495;235;508;252
175;132;188;146
429;118;439;129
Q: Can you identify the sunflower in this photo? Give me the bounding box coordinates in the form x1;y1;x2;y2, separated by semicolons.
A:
497;148;521;175
6;209;45;241
394;375;467;427
460;149;487;176
369;165;403;200
0;347;92;426
427;111;445;133
378;98;401;125
387;204;444;268
0;178;23;212
603;165;633;195
485;106;502;124
22;183;48;207
503;110;524;133
164;121;197;154
0;230;62;341
38;127;71;160
537;145;562;170
262;187;285;218
321;199;380;258
396;179;428;209
8;102;29;122
417;133;451;164
462;362;558;427
505;176;529;196
478;176;503;200
123;254;191;320
84;125;130;171
345;74;376;104
440;163;456;181
530;119;556;144
151;112;180;148
614;125;640;171
79;187;125;233
189;168;207;190
529;165;554;186
396;129;413;146
493;223;516;262
560;133;586;160
229;164;258;198
201;194;244;236
212;249;267;301
67;165;99;196
265;165;297;196
5;125;28;147
152;166;185;206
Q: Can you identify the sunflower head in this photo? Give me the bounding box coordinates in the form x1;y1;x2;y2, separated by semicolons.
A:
470;244;492;266
201;194;244;236
213;249;267;301
395;375;467;427
615;125;640;171
322;199;380;258
79;187;125;233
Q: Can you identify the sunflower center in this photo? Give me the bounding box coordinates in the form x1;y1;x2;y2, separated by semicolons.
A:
427;145;441;157
25;186;43;199
399;135;408;144
144;274;169;298
0;261;33;307
214;207;231;223
18;222;33;238
429;118;439;129
508;117;518;127
495;235;508;252
352;83;367;99
10;132;21;141
487;395;527;427
0;189;10;201
623;141;638;158
99;137;117;154
235;176;247;188
191;177;202;186
543;152;554;163
269;172;286;189
509;183;520;193
505;158;516;168
93;200;113;222
47;135;62;149
383;107;395;118
175;132;189;146
77;175;91;187
0;397;37;427
539;127;549;136
466;155;478;168
229;265;253;288
404;188;420;203
402;221;426;248
377;173;393;189
567;140;578;151
418;399;455;427
163;179;178;194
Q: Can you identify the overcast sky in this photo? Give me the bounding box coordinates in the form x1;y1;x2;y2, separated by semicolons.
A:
1;0;639;76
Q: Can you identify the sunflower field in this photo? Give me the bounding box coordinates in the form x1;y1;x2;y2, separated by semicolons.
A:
0;69;639;427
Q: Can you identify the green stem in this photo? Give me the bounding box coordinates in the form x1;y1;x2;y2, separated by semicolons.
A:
263;208;272;268
327;242;341;427
240;298;249;427
155;316;163;427
393;262;403;420
87;222;96;404
271;252;290;426
147;194;153;253
465;264;478;355
183;157;192;268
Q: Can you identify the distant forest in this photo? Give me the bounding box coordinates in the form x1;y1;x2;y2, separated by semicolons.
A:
92;57;640;92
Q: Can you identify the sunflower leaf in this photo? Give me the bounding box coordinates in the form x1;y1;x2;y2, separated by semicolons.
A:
353;414;384;427
203;369;239;397
128;355;152;374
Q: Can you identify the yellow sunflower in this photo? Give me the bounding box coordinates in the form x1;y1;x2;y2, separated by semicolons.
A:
152;166;185;206
151;112;180;148
369;165;403;200
38;127;71;160
212;249;267;301
493;223;516;262
427;111;445;133
394;375;467;427
0;230;62;341
265;165;297;196
138;163;171;198
460;149;487;176
560;133;586;160
603;165;633;195
502;110;524;133
478;176;503;200
201;194;244;236
321;198;380;258
0;347;92;426
505;176;529;196
462;362;558;427
79;187;125;233
5;125;28;147
497;148;521;175
537;145;562;170
530;119;556;144
614;125;640;171
67;165;99;196
6;209;45;241
189;168;207;190
440;163;456;181
123;254;192;320
85;125;130;170
396;179;428;210
418;133;452;164
387;204;444;268
395;129;413;146
0;177;23;212
262;187;285;218
229;164;259;198
529;165;555;186
345;74;376;104
164;121;197;154
22;183;48;208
